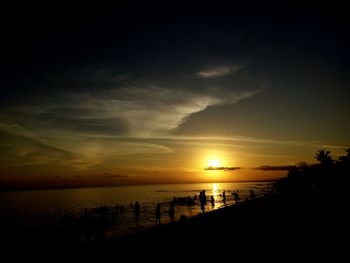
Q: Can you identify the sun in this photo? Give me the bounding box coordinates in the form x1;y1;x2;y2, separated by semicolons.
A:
208;159;221;168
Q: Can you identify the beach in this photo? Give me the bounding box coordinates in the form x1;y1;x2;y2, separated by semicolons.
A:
0;182;272;242
99;193;346;260
2;178;347;261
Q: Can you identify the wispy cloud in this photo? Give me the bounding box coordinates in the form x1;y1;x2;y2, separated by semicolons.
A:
69;85;261;137
196;65;244;78
97;134;346;149
1;75;263;138
0;65;265;172
0;127;174;170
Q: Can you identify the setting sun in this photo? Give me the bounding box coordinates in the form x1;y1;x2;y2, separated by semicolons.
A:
208;159;221;168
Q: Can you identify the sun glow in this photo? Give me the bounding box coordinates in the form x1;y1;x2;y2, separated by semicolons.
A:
208;159;221;168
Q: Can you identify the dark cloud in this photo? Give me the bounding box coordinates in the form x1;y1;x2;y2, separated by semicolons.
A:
254;165;297;171
3;1;347;143
0;64;264;138
205;166;241;171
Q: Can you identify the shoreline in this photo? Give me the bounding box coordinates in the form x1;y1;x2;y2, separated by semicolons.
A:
80;185;348;257
2;180;347;260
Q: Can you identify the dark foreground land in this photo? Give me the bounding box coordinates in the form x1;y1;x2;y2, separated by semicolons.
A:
2;155;349;261
104;188;347;260
3;184;348;261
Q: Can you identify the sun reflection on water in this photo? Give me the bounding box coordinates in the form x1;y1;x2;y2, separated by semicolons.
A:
213;183;218;196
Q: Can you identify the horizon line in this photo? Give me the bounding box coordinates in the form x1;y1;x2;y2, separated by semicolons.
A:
0;178;279;193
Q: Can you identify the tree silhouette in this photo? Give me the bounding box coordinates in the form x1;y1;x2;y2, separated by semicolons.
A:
339;148;350;163
314;149;333;166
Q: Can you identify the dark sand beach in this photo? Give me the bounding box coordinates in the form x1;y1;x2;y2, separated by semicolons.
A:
3;177;347;261
101;190;346;260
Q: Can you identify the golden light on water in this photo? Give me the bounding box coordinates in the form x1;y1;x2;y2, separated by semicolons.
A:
213;183;218;196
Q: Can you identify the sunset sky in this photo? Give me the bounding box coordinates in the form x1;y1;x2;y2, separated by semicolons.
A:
1;1;349;189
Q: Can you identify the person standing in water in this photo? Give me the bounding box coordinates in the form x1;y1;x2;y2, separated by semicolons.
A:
249;189;256;200
155;203;161;226
168;202;175;222
134;201;141;220
210;195;215;208
199;191;205;213
233;190;240;204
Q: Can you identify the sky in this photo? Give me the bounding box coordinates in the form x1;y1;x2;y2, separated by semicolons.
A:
1;1;349;189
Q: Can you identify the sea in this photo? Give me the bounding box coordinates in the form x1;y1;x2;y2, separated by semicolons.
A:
0;182;275;239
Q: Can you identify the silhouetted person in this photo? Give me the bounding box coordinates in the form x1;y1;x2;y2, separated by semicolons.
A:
134;201;141;219
180;215;187;221
233;191;240;204
249;189;256;199
155;204;161;226
99;205;109;218
186;196;194;206
84;208;89;217
168;203;175;222
203;190;207;205
222;190;226;204
210;195;215;208
200;191;205;213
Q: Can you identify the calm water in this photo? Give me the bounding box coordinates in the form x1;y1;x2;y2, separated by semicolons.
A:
0;182;274;238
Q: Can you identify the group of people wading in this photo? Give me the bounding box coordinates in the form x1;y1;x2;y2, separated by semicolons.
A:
153;188;248;224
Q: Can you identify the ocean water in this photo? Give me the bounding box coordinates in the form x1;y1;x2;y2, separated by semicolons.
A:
0;182;274;238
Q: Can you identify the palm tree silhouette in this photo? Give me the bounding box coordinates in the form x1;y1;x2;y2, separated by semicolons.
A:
339;148;350;163
314;149;333;166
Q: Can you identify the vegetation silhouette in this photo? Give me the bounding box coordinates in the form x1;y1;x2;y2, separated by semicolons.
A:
314;149;333;166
